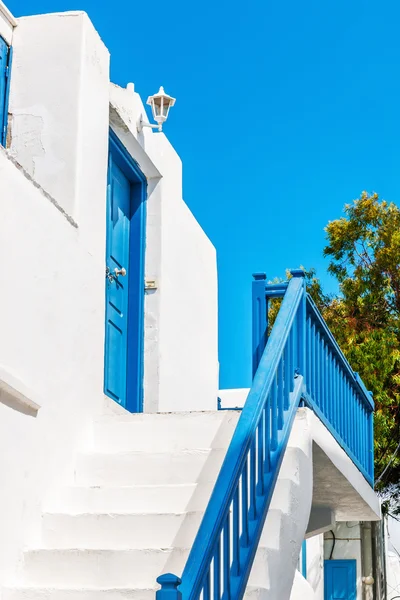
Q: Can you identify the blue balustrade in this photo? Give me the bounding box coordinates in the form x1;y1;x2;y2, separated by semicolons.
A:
156;270;374;600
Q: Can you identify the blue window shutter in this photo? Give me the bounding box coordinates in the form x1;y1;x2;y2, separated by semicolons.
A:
0;36;11;147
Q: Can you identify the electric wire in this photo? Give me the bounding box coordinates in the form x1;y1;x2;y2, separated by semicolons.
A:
375;439;400;487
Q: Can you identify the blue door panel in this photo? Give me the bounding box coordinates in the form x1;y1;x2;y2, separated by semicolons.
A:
0;36;10;146
104;131;146;412
109;164;131;267
324;560;356;600
104;156;131;406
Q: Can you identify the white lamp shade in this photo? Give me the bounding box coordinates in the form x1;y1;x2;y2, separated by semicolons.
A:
147;87;176;126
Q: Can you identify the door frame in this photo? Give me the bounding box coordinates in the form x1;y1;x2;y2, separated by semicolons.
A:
105;128;147;412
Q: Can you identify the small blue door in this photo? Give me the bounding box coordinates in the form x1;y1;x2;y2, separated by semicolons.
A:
104;131;146;411
324;560;356;600
0;35;11;146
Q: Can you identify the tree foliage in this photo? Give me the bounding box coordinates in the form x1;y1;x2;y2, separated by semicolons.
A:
270;192;400;505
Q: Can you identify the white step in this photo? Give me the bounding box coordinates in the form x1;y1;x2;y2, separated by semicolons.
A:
245;588;270;600
276;446;309;485
22;549;180;588
74;449;226;486
270;479;299;514
3;586;269;600
2;589;156;600
22;540;277;590
44;484;197;514
41;511;203;550
94;411;239;453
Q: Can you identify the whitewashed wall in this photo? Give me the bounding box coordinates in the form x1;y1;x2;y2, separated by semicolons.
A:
306;535;324;600
0;4;219;587
0;147;106;585
386;516;400;599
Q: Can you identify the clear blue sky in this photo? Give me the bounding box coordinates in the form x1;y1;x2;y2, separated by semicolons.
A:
10;0;400;389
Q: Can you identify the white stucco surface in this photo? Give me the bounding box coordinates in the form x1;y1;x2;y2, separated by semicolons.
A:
0;5;220;586
386;516;400;599
8;11;110;230
306;535;324;600
290;570;316;600
0;147;105;584
219;387;250;408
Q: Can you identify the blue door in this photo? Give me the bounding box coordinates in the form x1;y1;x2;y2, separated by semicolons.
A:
324;560;356;600
104;131;146;411
0;35;11;146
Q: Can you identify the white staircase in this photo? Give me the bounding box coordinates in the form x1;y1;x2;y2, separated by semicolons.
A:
2;410;313;600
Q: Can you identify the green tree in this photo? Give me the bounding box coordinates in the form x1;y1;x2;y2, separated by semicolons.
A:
271;192;400;506
321;192;400;504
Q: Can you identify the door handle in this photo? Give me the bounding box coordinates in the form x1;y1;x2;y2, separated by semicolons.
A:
106;266;127;283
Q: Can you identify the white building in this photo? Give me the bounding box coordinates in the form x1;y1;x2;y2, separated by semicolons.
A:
0;3;382;600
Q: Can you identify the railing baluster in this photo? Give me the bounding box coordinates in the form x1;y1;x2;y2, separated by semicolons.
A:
356;401;362;462
362;404;367;470
313;323;317;400
257;418;264;494
361;404;366;470
350;388;355;454
223;515;230;598
279;357;287;412
321;338;325;411
327;349;332;422
203;570;211;600
263;400;271;473
250;440;257;519
241;462;249;547
316;329;320;407
306;317;311;394
340;372;344;439
277;369;284;431
232;488;240;576
333;358;339;431
344;380;348;446
291;321;296;392
369;411;374;480
213;537;221;600
271;376;278;450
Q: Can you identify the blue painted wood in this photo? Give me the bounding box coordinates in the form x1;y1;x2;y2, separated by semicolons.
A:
160;274;305;600
156;574;182;600
104;130;146;412
301;540;307;579
252;273;267;377
324;560;356;600
156;269;375;600
0;36;11;147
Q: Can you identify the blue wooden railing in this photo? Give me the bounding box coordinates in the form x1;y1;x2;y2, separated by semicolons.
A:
156;270;374;600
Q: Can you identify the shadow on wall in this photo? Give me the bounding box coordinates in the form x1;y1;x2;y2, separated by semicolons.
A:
0;365;41;417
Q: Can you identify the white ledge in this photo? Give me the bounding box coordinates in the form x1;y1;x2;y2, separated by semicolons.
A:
0;365;41;417
0;0;17;26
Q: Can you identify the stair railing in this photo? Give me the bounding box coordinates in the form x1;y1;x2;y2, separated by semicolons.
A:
156;269;374;600
156;270;307;600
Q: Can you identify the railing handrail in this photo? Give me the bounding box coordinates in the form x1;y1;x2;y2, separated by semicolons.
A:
306;295;374;411
177;274;305;600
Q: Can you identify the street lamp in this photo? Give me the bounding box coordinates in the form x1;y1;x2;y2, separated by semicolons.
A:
137;86;176;133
